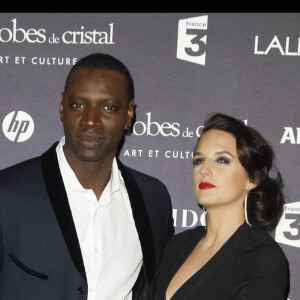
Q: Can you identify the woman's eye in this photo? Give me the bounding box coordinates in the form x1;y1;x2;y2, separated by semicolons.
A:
217;157;230;164
193;158;204;166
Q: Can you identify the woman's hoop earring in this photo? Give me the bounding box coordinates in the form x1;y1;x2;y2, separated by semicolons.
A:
244;193;252;227
203;206;208;230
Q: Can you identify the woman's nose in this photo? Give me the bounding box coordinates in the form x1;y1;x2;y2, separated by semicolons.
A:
199;161;211;176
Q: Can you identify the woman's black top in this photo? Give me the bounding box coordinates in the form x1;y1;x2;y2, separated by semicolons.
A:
152;222;289;300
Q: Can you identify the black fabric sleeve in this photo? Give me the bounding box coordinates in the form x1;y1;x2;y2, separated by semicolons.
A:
234;240;289;300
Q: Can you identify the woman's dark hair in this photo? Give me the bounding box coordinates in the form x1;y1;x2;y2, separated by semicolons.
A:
197;113;284;231
64;53;134;103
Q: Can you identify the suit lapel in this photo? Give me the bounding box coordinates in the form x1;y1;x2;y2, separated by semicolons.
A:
40;144;155;285
40;142;86;281
117;160;156;285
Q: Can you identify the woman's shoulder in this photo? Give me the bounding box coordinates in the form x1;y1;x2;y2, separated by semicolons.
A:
244;225;284;249
237;224;288;266
228;225;290;299
167;226;206;247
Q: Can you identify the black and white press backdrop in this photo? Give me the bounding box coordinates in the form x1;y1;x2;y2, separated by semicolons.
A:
0;13;299;299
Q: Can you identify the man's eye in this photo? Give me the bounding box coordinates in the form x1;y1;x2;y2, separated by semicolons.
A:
103;105;117;111
72;103;84;109
193;158;204;166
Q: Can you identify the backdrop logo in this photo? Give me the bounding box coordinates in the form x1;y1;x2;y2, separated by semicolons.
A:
172;208;205;228
275;202;300;248
177;15;208;65
0;18;46;43
0;18;114;45
280;127;300;144
131;112;248;138
254;35;300;56
132;112;180;137
2;111;34;142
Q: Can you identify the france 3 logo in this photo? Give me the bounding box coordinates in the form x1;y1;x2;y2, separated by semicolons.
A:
177;15;208;65
2;111;34;142
275;202;300;249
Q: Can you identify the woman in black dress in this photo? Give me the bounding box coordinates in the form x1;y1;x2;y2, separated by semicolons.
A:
152;113;289;300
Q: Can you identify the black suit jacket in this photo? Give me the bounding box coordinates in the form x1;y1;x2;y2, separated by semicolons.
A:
153;223;289;300
0;142;174;300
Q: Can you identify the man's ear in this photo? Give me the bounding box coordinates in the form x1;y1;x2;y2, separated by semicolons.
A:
125;98;134;129
59;93;64;121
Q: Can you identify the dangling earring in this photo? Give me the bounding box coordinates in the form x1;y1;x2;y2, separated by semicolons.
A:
244;193;252;227
203;206;208;230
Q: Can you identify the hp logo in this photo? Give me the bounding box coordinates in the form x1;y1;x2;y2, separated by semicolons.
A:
2;111;34;142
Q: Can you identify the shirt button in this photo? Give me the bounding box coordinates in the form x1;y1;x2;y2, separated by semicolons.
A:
95;248;99;253
77;287;85;295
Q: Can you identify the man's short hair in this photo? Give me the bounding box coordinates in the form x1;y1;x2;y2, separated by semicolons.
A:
64;53;134;102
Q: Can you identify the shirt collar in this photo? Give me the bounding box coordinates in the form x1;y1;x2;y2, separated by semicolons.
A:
56;137;122;197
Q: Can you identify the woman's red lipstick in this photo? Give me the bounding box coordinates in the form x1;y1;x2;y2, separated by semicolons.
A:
199;182;216;189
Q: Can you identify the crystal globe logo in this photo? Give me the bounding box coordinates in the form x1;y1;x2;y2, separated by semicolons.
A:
2;111;34;142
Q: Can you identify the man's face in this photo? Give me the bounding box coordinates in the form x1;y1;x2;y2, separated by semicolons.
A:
60;68;133;165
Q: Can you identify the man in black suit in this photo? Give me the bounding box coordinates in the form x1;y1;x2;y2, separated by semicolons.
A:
0;53;174;300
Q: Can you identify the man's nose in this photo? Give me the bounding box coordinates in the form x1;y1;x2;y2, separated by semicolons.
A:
81;108;101;128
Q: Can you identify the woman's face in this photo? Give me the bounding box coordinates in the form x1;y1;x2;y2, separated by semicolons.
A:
193;129;253;209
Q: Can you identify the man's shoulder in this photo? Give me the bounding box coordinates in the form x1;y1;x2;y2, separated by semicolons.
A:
0;143;57;181
118;160;168;190
0;156;41;176
0;156;43;196
127;165;163;182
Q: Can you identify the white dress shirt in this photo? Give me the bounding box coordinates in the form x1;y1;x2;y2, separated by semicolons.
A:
56;137;143;300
